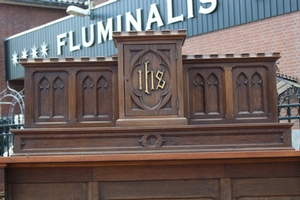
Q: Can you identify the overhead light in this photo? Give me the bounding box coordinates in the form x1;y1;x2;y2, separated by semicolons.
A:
66;0;94;20
66;6;89;17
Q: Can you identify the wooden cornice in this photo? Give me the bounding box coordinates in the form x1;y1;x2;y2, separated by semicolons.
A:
112;30;187;47
1;150;300;168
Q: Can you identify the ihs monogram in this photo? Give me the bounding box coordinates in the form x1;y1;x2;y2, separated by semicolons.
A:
138;61;166;95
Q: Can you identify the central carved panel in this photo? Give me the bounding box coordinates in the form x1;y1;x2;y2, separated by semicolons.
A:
124;44;177;116
132;51;170;109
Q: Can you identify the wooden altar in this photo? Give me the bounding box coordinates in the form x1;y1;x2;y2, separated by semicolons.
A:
0;30;300;199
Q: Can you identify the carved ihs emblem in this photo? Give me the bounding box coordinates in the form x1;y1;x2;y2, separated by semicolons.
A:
138;61;166;95
130;55;171;110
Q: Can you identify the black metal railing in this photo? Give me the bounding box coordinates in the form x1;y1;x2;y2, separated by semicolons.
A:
0;114;24;157
278;88;300;122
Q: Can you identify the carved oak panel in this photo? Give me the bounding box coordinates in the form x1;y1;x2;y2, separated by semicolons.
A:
23;61;118;128
32;71;69;123
188;67;224;122
232;66;269;119
123;44;178;116
76;69;113;122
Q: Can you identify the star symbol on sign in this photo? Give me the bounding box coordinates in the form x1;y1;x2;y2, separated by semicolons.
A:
31;45;38;58
21;48;28;58
12;51;18;66
40;42;48;58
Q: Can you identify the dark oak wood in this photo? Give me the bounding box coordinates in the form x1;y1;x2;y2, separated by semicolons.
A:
23;58;118;128
10;123;293;155
21;34;279;128
1;151;300;200
183;57;279;124
1;150;300;164
1;31;298;199
232;178;300;199
114;30;187;126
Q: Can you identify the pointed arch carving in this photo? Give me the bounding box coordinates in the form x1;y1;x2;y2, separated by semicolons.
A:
193;73;205;113
97;76;109;116
53;77;65;116
207;73;219;114
77;70;114;122
38;77;50;117
251;72;264;112
237;72;249;113
82;76;94;116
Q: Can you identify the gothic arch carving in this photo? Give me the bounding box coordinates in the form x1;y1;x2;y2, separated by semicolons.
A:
192;73;205;113
237;72;249;113
251;72;264;112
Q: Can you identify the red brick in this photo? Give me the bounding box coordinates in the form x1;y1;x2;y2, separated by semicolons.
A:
183;11;300;78
0;3;67;115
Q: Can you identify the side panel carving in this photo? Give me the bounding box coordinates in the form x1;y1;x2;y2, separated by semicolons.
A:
233;66;268;118
77;70;113;122
188;67;224;121
33;71;69;122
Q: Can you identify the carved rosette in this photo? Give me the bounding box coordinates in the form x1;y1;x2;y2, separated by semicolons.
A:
139;134;165;148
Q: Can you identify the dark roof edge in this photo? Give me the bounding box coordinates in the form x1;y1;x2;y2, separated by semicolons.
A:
0;0;85;9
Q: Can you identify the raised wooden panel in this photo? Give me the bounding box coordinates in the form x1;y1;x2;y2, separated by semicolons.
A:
93;164;224;181
33;71;69;123
113;31;187;126
22;60;118;128
232;178;300;199
76;69;114;122
232;66;269;119
4;153;300;199
225;162;300;178
188;67;224;122
9;183;86;200
124;44;178;116
99;180;219;200
183;59;278;124
12;123;292;156
8;167;93;183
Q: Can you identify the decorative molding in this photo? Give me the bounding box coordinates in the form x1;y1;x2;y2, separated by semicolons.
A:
139;134;165;148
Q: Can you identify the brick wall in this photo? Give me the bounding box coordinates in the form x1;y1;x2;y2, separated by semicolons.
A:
183;11;300;78
0;4;67;92
0;4;67;116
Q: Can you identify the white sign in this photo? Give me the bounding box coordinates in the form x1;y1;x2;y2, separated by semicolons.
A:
57;0;217;55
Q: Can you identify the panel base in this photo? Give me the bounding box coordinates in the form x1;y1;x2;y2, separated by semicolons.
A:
11;123;294;156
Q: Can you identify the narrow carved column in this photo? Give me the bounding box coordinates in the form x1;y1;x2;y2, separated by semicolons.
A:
224;66;234;119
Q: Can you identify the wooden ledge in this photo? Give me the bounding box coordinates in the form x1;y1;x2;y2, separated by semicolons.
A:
1;150;300;166
11;122;293;134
